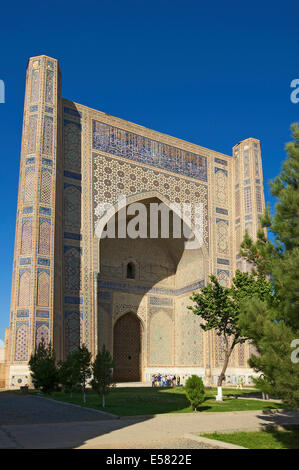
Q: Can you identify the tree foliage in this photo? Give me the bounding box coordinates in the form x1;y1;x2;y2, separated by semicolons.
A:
239;123;299;407
185;375;205;411
188;272;272;387
29;339;59;394
91;345;115;408
72;344;92;403
58;351;80;398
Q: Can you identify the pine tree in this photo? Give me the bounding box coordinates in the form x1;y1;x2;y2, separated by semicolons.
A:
239;123;299;407
29;338;59;394
91;345;115;408
58;351;80;398
185;375;205;411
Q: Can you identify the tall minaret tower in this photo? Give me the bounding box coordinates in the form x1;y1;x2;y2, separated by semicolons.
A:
7;56;63;387
232;138;265;273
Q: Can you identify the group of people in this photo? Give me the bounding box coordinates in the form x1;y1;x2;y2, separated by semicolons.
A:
152;374;181;388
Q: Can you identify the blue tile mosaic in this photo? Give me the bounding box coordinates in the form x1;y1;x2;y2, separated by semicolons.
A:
20;258;31;265
214;167;228;176
64;245;81;253
214;157;228;166
216;218;229;224
38;258;50;266
93;121;207;182
64;296;83;304
64;232;81;240
149;296;173;306
64;119;81;128
64;107;82;118
217;258;230;265
64;182;81;191
17;310;29;318
216;207;228;215
40;207;51;216
26;158;35;165
217;269;230;276
37;268;49;275
98;290;112;301
23;206;33;214
64;171;81;181
98;279;204;296
42;158;53;167
36;310;50;318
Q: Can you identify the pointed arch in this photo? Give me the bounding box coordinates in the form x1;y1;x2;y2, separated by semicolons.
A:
37;271;50;307
21;219;32;254
15;323;29;361
18;271;31;306
40;170;52;204
38;219;51;255
24;168;35;202
36;323;49;348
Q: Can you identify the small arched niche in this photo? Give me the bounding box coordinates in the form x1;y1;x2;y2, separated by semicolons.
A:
126;261;136;280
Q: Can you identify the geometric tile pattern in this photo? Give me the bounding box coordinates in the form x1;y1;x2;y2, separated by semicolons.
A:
15;323;29;361
21;219;32;254
149;308;173;365
93;154;209;247
36;323;49;347
38;220;51;255
18;271;31;306
37;271;49;307
93;121;207;182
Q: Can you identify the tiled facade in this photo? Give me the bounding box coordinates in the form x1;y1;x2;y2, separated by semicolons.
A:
2;55;265;387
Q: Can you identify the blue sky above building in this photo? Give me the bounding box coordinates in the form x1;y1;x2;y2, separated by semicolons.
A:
0;0;298;340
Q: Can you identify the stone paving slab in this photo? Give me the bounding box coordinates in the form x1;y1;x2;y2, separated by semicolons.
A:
0;392;114;425
1;391;298;449
1;409;298;449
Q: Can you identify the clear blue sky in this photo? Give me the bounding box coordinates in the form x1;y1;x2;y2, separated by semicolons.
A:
0;1;298;341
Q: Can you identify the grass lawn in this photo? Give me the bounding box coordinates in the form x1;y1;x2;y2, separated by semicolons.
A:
202;430;299;449
33;386;285;417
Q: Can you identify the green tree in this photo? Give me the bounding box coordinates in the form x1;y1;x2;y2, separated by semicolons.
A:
239;124;299;407
188;272;272;400
91;345;115;408
58;352;80;398
29;339;59;394
185;375;205;411
72;344;92;404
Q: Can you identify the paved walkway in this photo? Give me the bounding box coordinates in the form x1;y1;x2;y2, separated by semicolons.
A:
0;392;298;449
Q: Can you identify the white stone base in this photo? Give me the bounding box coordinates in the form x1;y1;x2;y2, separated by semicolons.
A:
8;365;31;389
144;367;259;387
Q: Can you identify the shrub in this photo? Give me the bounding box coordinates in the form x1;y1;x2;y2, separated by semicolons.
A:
28;339;59;394
185;375;205;411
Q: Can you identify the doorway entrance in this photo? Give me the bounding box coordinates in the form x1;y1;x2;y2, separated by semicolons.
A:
113;312;142;381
